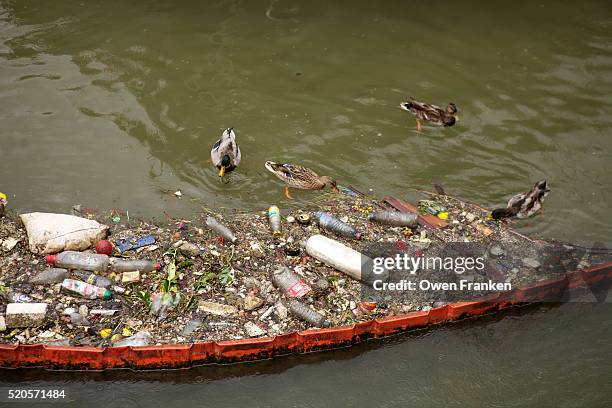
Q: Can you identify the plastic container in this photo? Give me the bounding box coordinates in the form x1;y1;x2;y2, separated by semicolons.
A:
288;300;329;327
109;258;160;273
368;210;418;227
313;212;361;240
30;268;68;285
268;206;282;237
72;271;113;288
272;267;312;298
45;251;109;272
61;279;112;300
205;216;237;243
1;291;32;303
305;235;374;282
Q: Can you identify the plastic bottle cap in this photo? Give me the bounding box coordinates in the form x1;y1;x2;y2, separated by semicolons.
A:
355;232;363;240
154;262;162;271
45;255;58;264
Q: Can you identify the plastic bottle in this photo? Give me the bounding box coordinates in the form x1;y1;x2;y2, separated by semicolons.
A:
45;251;109;272
205;216;237;243
72;271;113;288
305;235;369;282
313;212;362;240
288;300;329;327
368;210;418;227
61;279;112;300
109;258;160;273
268;206;282;237
272;267;312;298
30;268;69;285
1;291;32;303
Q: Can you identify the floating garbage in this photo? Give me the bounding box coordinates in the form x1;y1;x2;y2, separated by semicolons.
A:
5;303;47;328
150;292;180;320
73;271;113;288
19;212;109;254
268;206;282;237
45;251;110;272
95;240;113;255
112;330;152;347
69;312;90;326
272;266;312;298
30;268;68;285
109;258;160;273
313;212;362;240
61;279;112;300
1;291;32;303
305;235;374;282
368;210;418;227
115;234;156;253
0;191;6;217
288;300;329;327
296;213;311;225
121;271;140;283
205;216;237;243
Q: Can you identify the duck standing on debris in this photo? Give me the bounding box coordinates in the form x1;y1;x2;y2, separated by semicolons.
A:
264;161;339;199
488;180;550;220
400;97;458;131
210;128;241;177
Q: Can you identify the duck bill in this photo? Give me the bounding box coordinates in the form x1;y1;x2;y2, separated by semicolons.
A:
219;166;226;177
331;185;340;193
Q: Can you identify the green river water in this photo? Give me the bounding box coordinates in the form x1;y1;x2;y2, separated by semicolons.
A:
0;0;611;406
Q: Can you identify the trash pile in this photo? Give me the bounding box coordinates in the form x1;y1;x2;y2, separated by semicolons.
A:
0;188;601;347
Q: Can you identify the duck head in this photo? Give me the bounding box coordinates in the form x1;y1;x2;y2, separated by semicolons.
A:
444;102;458;126
320;176;339;192
219;154;231;177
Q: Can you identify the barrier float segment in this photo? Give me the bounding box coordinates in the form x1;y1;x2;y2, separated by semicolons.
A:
0;261;610;370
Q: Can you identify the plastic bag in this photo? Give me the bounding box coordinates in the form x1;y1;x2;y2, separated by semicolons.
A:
20;212;109;254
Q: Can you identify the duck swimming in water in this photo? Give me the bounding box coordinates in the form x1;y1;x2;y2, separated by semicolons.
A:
264;161;338;199
400;97;458;131
210;128;241;177
488;180;550;220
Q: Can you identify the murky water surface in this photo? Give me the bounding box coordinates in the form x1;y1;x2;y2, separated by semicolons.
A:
1;0;611;406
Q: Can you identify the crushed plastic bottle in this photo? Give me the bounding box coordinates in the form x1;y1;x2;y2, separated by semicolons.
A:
69;312;91;326
30;268;68;285
1;291;32;303
72;271;112;288
272;266;312;298
45;251;109;272
109;258;160;273
288;300;330;327
112;331;152;347
368;210;418;227
205;216;237;243
61;279;112;300
313;212;362;240
268;206;282;237
150;292;181;320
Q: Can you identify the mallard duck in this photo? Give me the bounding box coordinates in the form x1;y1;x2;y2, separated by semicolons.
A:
400;97;458;131
210;128;241;177
264;161;338;199
488;180;550;220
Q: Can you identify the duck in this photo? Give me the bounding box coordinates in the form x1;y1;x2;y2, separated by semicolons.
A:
400;97;458;131
210;128;241;177
488;180;550;220
264;161;338;199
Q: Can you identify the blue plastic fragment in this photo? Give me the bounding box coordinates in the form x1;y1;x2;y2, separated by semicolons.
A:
116;234;156;253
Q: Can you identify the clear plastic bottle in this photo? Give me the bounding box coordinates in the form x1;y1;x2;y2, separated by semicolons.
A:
1;291;32;303
368;210;418;227
30;268;68;285
268;206;282;237
288;300;329;327
72;271;113;288
205;216;237;243
61;279;112;300
45;251;109;272
109;258;160;273
272;267;312;298
313;212;362;240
